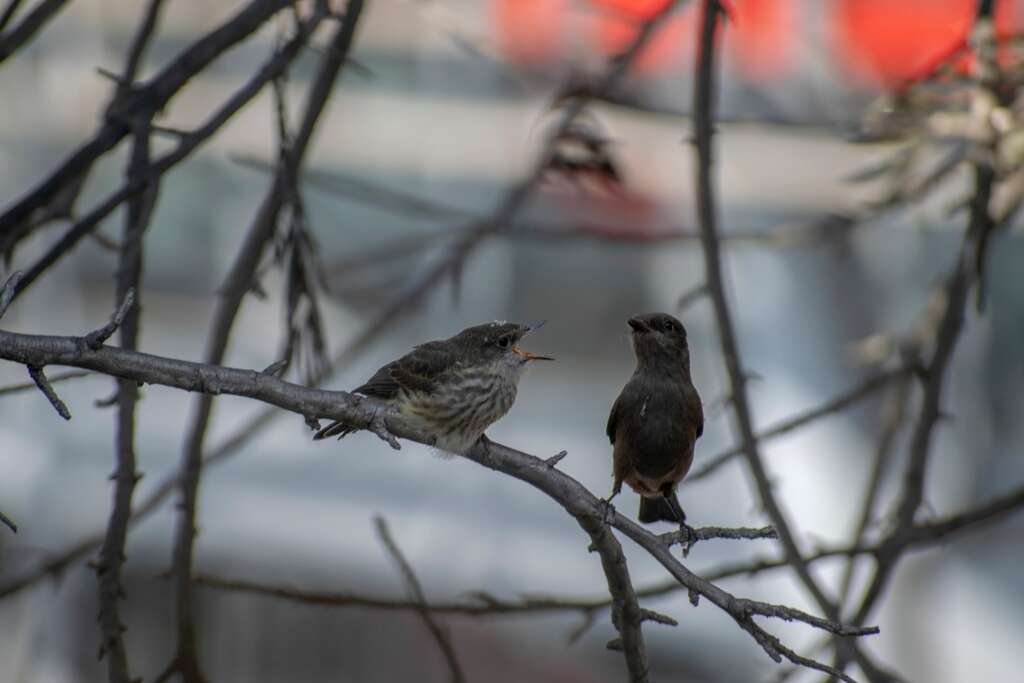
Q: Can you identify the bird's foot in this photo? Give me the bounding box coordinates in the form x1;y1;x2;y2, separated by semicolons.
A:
677;522;698;557
597;495;618;525
367;411;401;450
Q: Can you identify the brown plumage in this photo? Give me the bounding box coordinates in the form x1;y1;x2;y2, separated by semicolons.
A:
314;321;552;454
606;313;703;525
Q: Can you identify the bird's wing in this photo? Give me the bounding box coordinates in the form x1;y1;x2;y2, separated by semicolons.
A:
606;394;621;444
606;380;644;444
690;385;704;440
354;341;455;398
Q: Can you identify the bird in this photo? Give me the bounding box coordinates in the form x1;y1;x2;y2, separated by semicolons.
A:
606;312;704;527
314;321;553;454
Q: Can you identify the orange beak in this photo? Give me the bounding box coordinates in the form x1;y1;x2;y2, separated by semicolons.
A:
513;346;554;361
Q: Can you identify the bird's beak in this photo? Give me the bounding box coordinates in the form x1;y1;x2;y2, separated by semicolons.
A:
525;320;547;334
628;317;648;333
513;346;554;361
514;321;553;360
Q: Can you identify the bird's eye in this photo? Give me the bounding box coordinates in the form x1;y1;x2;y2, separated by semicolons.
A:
497;335;512;349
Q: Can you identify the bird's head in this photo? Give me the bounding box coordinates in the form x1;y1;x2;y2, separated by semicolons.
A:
453;321;554;369
628;313;691;368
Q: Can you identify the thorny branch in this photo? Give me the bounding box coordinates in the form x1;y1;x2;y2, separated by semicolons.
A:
375;517;467;683
832;10;997;675
95;3;166;682
689;2;890;680
164;5;363;682
190;478;1024;632
5;0;320;299
0;320;877;681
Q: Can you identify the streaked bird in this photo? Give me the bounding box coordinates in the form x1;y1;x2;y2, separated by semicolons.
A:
606;313;704;526
315;321;553;454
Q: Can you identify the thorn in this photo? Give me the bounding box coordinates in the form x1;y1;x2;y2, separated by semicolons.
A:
606;638;623;651
688;589;700;607
546;450;568;467
262;359;288;377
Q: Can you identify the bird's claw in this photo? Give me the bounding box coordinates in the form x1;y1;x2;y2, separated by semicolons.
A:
677;522;698;557
597;498;617;525
367;412;401;450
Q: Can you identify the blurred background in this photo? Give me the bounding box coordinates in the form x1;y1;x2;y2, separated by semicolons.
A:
1;0;1023;681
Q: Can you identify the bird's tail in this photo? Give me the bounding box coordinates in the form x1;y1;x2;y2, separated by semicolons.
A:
313;420;356;441
638;491;686;524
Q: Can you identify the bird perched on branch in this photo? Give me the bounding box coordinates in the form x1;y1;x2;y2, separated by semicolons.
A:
315;321;553;454
606;313;703;528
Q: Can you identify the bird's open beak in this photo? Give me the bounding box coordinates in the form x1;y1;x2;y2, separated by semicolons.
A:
514;321;553;360
513;346;554;361
628;317;648;332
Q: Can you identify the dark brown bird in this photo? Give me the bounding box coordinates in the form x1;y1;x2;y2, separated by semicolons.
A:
606;313;703;526
314;321;552;454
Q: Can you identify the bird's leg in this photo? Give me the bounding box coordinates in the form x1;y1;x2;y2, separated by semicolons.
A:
662;486;696;547
598;480;622;525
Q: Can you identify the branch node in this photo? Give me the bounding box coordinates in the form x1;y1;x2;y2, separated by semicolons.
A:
82;288;135;350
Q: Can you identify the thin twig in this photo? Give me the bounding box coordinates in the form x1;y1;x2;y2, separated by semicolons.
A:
0;270;21;318
0;328;881;673
0;0;70;64
27;365;71;420
0;0;291;229
688;367;912;483
165;6;360;681
690;3;888;680
374;517;466;683
7;2;317;302
95;4;166;680
0;510;15;533
842;7;994;654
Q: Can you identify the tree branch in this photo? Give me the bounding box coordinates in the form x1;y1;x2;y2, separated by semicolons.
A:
689;3;890;680
7;0;318;300
0;0;295;258
0;324;878;677
0;0;70;64
94;4;166;680
374;517;466;683
165;6;361;681
688;367;913;483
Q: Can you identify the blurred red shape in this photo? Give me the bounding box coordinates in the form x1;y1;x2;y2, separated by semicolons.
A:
834;0;1023;85
492;0;795;78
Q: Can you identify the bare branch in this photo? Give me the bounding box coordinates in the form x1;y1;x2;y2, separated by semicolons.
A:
0;0;297;267
27;365;71;420
94;5;166;679
166;6;363;680
82;288;135;351
0;0;70;64
0;327;881;674
7;2;321;301
375;517;466;683
0;270;21;318
0;509;15;533
690;3;888;680
688;367;912;483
